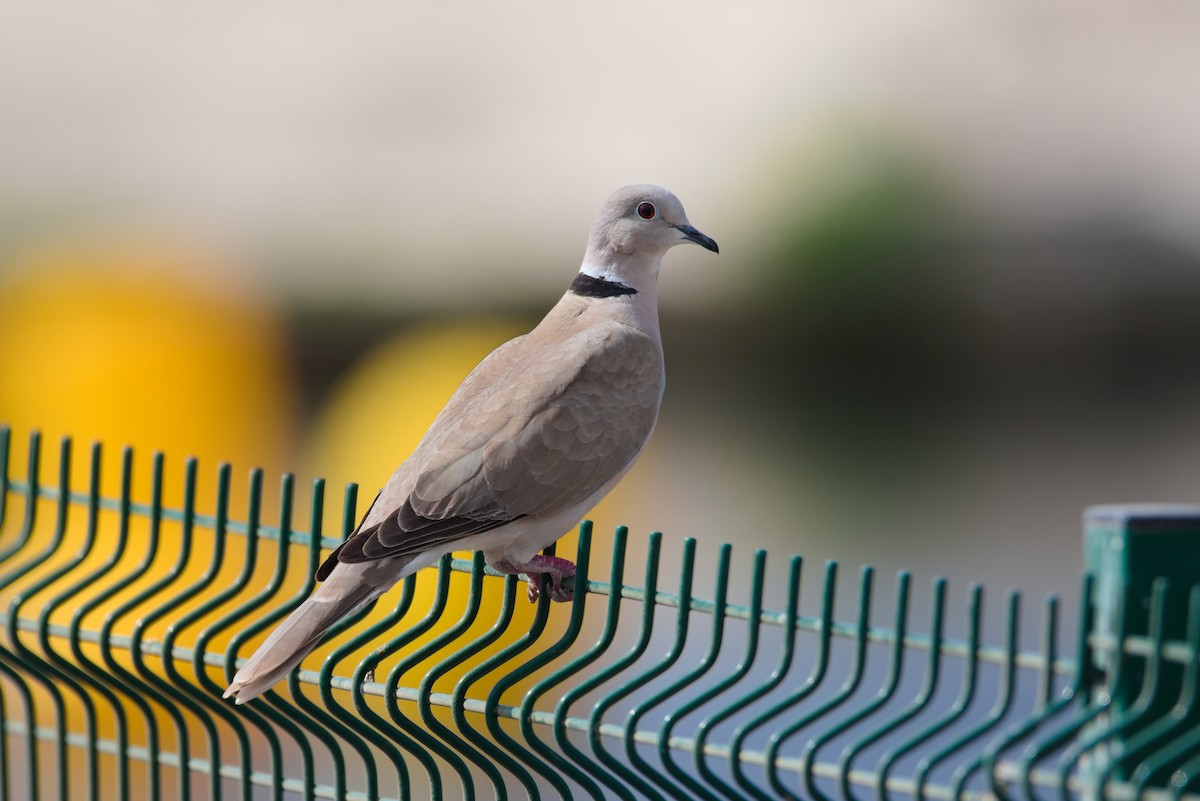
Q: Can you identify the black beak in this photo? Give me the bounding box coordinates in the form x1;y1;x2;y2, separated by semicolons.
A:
673;224;719;254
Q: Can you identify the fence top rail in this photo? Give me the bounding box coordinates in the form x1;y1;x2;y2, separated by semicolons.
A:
1;473;1114;679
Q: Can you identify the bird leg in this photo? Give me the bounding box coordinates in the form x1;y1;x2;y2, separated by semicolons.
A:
491;555;577;603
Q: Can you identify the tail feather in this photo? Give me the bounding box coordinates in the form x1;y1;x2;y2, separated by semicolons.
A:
224;553;425;704
223;586;376;704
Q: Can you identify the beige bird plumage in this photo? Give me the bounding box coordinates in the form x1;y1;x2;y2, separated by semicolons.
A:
225;184;718;703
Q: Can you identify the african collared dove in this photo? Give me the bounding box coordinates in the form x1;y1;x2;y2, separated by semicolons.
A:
225;184;718;703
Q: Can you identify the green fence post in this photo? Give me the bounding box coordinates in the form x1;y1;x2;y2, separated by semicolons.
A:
1083;504;1200;794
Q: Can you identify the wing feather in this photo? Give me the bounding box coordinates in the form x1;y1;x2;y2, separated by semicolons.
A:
319;315;663;576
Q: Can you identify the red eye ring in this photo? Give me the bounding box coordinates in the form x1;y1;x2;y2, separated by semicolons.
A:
637;202;656;220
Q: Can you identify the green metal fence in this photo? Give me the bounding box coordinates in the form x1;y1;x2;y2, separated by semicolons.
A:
2;426;1200;801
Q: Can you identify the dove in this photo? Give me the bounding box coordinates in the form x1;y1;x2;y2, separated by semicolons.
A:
225;184;718;703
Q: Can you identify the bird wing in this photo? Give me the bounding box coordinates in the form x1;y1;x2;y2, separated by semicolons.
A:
320;318;663;575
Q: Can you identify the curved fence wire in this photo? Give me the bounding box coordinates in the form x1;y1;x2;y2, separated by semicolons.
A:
2;427;1200;801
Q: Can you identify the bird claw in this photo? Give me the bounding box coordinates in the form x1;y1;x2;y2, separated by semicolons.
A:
493;554;576;604
526;573;574;604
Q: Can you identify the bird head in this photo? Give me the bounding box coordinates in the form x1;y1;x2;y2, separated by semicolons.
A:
581;184;718;285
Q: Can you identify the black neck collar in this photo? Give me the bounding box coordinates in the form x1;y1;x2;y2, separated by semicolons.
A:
569;272;637;298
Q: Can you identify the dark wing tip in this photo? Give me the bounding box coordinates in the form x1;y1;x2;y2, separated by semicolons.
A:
315;542;346;581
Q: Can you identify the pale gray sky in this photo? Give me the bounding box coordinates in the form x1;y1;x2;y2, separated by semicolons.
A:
2;1;1198;308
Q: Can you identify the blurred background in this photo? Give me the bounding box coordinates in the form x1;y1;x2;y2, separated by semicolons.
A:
3;1;1200;639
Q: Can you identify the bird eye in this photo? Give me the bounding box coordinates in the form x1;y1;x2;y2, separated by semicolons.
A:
637;202;656;220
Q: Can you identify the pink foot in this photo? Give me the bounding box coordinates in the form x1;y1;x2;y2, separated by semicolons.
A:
492;555;576;603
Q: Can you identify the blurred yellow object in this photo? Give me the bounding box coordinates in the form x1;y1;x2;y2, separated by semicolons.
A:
0;239;297;504
0;237;299;746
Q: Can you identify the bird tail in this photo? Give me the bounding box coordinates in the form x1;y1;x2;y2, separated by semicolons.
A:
222;584;377;704
224;552;427;704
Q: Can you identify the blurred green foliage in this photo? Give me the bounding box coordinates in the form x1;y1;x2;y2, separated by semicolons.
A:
765;150;959;319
